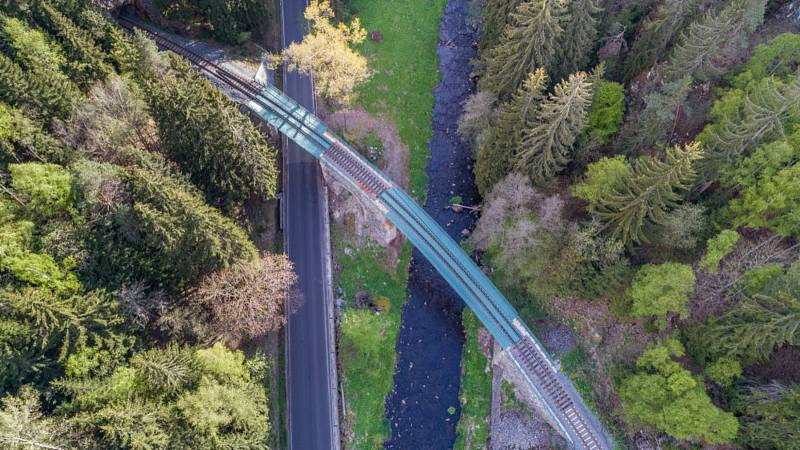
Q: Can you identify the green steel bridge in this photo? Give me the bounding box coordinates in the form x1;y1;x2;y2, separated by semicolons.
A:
118;15;614;450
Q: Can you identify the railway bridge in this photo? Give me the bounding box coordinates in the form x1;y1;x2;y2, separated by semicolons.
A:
118;16;614;450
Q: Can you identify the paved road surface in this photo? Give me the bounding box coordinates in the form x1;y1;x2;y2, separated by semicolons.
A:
281;1;339;449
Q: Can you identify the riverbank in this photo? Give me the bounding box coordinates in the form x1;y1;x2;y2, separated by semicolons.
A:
333;0;445;447
384;0;481;447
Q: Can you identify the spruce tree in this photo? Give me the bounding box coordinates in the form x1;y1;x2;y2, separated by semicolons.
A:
0;52;33;110
475;68;547;195
664;0;767;81
707;292;800;363
620;76;692;155
700;74;800;177
515;70;594;184
556;0;601;79
623;0;702;81
0;17;81;119
592;142;702;244
0;102;66;165
124;167;259;291
33;1;112;88
481;0;566;98
143;56;278;210
481;0;524;51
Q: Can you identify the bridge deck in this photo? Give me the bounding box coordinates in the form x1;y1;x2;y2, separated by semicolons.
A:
117;15;614;450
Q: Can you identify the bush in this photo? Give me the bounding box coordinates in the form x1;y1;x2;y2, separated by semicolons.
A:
705;356;741;387
9;162;73;221
699;229;739;272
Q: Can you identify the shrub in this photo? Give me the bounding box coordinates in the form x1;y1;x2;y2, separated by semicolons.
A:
699;229;740;272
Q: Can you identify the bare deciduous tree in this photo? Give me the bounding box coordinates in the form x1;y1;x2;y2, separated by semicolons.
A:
191;254;298;341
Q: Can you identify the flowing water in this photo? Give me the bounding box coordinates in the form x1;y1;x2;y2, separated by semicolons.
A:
384;0;480;447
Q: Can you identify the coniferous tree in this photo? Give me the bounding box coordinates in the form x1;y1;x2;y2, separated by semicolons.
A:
591;142;702;244
481;0;566;98
699;74;800;177
0;386;74;449
131;344;196;394
556;0;601;80
664;0;767;82
620;76;692;155
123;167;260;291
736;384;800;449
143;56;278;210
623;0;702;81
515;70;594;184
0;102;66;165
481;0;524;51
706;292;800;363
475;68;547;195
0;53;34;111
33;1;112;88
0;17;80;119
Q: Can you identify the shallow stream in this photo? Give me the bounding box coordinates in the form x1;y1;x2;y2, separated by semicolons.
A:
383;0;481;447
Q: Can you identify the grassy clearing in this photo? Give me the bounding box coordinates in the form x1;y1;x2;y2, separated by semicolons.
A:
454;309;493;450
336;237;411;449
351;0;446;201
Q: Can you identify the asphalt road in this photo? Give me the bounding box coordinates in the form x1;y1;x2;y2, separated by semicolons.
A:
281;1;339;449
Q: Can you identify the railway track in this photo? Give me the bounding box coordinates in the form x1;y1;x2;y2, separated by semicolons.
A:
116;15;609;449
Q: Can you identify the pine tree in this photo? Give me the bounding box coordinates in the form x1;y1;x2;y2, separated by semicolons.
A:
475;68;547;196
515;70;594;184
664;0;767;82
481;0;566;98
34;1;112;88
481;0;524;51
623;0;702;81
556;0;601;79
592;142;702;244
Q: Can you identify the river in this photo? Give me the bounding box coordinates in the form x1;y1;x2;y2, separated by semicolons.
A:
383;0;481;447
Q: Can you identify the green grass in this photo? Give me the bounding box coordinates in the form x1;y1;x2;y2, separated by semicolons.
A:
351;0;446;201
333;0;445;447
453;310;492;450
337;240;412;449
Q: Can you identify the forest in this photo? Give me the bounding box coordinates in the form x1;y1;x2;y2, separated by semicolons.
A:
461;0;800;447
0;1;288;449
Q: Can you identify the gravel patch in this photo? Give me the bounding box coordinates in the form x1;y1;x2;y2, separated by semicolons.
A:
541;324;578;358
490;343;563;450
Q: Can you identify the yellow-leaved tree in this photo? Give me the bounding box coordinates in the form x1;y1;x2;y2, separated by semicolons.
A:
274;0;369;104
